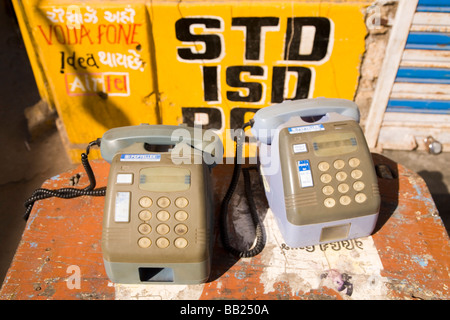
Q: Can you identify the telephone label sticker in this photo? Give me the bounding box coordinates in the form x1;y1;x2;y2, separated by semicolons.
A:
116;173;133;184
298;160;314;188
120;154;161;162
115;192;130;222
288;124;325;134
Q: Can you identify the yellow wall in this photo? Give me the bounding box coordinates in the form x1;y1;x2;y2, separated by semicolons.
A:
13;0;371;161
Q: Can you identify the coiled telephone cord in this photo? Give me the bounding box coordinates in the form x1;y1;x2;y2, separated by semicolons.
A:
220;120;267;258
23;139;106;221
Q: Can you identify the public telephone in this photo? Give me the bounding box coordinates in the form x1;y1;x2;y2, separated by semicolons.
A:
100;124;222;284
221;97;380;255
247;97;381;248
23;98;381;285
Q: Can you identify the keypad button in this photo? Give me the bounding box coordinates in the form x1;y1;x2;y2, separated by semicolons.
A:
349;157;360;168
351;169;363;179
156;223;170;235
138;237;151;248
138;210;152;221
175;210;189;221
353;181;365;192
175;224;188;235
324;198;336;208
322;185;334;196
318;161;330;172
320;173;332;184
338;183;350;194
340;195;351;206
336;171;348;182
156;237;170;249
157;197;171;208
116;173;133;184
138;223;151;235
355;193;367;203
139;196;152;208
174;238;188;249
175;197;189;208
333;159;345;170
156;210;170;222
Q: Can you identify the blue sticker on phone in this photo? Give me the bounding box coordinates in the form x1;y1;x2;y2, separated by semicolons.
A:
120;154;161;162
288;124;325;134
298;160;313;188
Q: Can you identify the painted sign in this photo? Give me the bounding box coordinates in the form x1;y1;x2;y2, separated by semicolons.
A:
14;0;370;160
152;1;369;157
13;0;159;161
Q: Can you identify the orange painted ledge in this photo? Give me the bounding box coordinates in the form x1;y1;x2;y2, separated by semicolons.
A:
0;155;449;300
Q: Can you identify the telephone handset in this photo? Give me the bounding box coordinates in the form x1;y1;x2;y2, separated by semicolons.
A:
221;98;380;253
100;124;221;163
101;124;222;284
251;97;360;144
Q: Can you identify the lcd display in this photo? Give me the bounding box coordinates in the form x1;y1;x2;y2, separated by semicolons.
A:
139;167;191;192
312;132;358;156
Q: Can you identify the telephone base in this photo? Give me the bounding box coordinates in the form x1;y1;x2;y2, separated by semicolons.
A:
103;258;211;284
274;211;379;248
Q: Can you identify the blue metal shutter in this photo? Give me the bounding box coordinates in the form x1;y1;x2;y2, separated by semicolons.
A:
387;0;450;115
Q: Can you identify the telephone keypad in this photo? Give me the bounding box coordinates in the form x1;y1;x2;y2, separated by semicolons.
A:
175;197;189;208
157;196;171;208
175;210;188;221
320;173;332;184
175;224;188;235
138;237;151;248
139;196;152;208
338;183;349;193
322;185;334;196
156;237;170;249
138;210;152;221
156;210;170;222
174;237;188;249
335;171;348;182
318;157;368;208
340;195;351;206
138;223;152;235
333;159;345;170
324;198;336;208
136;196;191;249
318;161;330;172
351;169;363;179
156;223;170;235
353;181;365;192
355;192;367;203
349;157;360;168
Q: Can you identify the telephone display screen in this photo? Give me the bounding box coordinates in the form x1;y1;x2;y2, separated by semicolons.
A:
312;132;358;157
139;167;191;192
